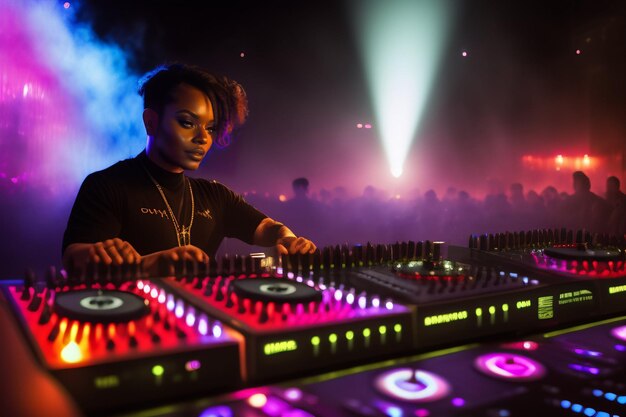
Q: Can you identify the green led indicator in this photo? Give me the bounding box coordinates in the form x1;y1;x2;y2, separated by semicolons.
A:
329;333;338;343
152;365;164;377
475;307;483;317
488;306;496;315
502;303;509;312
311;336;320;346
363;328;371;338
346;330;354;341
394;324;402;332
379;325;387;335
94;375;120;389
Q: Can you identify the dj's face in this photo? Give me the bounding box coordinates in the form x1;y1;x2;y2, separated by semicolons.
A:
147;83;216;173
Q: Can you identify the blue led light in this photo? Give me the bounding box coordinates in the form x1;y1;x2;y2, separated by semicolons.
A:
593;389;604;397
605;393;617;401
569;364;600;375
384;406;403;417
571;404;583;413
498;410;510;417
510;273;518;278
574;348;602;357
561;400;572;409
199;405;233;417
583;408;596;417
522;277;529;284
595;412;609;417
617;396;626;404
614;344;626;352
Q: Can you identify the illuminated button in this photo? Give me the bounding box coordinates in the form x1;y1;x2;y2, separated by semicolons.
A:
152;365;164;377
60;341;83;363
363;328;371;337
502;304;509;312
583;408;595;416
185;360;201;372
374;368;450;402
568;364;599;375
284;388;302;401
346;331;354;341
451;397;465;407
379;325;387;335
394;324;402;332
199;406;233;417
592;389;603;397
329;333;338;343
385;405;402;417
612;326;626;342
475;308;483;317
474;353;546;381
522;341;538;350
212;324;222;338
94;375;120;389
488;306;496;315
604;392;617;401
346;292;355;304
247;393;267;408
617;396;626;404
570;404;583;413
311;336;320;346
560;400;571;409
198;317;208;336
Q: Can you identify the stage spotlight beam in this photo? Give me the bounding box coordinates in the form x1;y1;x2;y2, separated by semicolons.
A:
353;0;451;178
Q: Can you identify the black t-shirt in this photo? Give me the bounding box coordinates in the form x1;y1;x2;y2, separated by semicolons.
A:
62;152;266;257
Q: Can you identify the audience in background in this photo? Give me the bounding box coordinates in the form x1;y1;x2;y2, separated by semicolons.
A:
227;172;625;253
1;170;623;270
606;176;626;235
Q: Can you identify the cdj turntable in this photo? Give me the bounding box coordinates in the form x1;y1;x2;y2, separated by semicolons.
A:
160;252;415;382
0;271;240;414
457;229;626;316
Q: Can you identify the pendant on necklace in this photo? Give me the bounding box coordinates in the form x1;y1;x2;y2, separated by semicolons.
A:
179;225;191;246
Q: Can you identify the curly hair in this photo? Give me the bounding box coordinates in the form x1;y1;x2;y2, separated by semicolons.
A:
138;63;248;147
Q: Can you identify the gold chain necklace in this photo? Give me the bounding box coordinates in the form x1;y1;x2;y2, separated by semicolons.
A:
141;162;195;247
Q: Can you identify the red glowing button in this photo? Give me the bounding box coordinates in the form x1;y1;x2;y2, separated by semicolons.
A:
500;341;539;351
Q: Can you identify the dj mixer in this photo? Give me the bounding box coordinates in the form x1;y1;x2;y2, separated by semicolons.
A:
1;230;625;416
129;315;626;417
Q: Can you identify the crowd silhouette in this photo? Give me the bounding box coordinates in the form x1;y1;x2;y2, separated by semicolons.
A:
225;171;626;253
1;170;625;276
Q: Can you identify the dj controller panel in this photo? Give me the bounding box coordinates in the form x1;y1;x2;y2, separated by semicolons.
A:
1;229;626;417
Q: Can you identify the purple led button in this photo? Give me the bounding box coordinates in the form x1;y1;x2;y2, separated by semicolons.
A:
611;325;626;342
374;368;450;403
474;353;546;381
